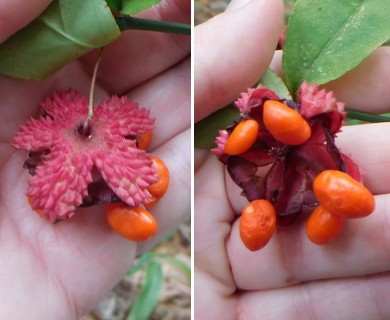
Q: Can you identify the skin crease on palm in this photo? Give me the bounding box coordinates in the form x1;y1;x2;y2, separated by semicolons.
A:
195;0;390;319
0;0;190;318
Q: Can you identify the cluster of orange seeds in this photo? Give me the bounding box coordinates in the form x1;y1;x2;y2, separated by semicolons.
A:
306;170;375;245
239;170;375;250
103;155;169;241
224;100;312;156
223;100;375;250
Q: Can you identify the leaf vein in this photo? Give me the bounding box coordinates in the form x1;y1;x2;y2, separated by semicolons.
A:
304;0;366;79
39;16;95;49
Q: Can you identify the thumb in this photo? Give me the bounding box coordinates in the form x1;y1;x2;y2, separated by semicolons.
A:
0;0;52;44
194;0;284;122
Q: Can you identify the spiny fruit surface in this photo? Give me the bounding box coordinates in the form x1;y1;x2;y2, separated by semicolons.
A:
13;90;158;222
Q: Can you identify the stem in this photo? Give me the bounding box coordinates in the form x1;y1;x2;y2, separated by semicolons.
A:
115;16;190;35
87;50;103;121
346;109;390;123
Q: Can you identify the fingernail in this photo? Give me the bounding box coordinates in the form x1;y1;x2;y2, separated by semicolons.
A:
225;0;257;11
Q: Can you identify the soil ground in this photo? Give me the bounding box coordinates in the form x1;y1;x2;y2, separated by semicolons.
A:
81;221;191;320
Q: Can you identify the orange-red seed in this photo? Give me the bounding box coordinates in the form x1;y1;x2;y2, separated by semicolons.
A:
313;170;375;219
104;203;158;241
239;199;276;251
145;156;169;208
224;119;259;155
306;206;344;245
28;196;43;215
263;100;311;145
137;131;153;150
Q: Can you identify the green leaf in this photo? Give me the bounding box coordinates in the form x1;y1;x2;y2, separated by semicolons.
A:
258;68;292;100
283;0;390;95
127;261;163;320
128;252;190;282
105;0;123;10
0;0;120;79
127;252;156;276
121;0;163;15
194;104;240;149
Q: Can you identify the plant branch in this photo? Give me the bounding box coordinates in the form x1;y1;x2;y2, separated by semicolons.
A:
346;109;390;123
115;16;190;35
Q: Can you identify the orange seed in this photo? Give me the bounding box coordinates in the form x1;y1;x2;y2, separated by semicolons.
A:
239;199;276;251
224;119;259;155
306;206;344;245
104;203;158;241
263;100;311;145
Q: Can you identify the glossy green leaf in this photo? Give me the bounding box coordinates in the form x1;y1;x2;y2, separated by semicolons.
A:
258;68;292;100
0;0;120;79
121;0;163;15
283;0;390;95
127;261;163;320
194;104;240;149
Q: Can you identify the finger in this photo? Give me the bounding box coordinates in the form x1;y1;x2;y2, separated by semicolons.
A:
194;155;236;287
224;122;390;215
0;62;105;152
136;128;191;254
224;123;390;217
270;47;390;113
194;149;209;171
81;0;190;94
225;168;254;214
336;122;390;195
227;193;390;290
46;208;138;315
195;268;238;320
2;152;138;316
0;0;52;43
325;47;390;114
127;57;190;149
240;272;390;320
2;52;189;158
7;115;190;316
194;0;284;122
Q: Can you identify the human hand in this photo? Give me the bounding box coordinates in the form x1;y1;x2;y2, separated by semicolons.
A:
195;0;390;318
0;0;190;318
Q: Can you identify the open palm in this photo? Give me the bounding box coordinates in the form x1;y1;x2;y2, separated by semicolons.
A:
195;0;390;318
0;0;190;318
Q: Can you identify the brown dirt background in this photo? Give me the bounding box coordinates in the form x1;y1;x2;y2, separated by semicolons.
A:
81;222;191;320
